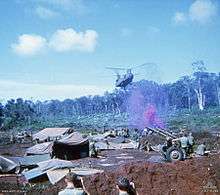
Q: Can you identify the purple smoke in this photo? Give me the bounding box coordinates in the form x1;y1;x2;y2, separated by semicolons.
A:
126;88;164;129
143;105;164;128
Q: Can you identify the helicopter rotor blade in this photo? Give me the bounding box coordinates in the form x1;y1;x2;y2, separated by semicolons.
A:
106;62;156;71
131;62;156;70
106;67;127;71
99;75;118;78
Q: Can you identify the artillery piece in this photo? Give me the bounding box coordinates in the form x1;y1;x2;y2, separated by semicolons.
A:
146;127;184;162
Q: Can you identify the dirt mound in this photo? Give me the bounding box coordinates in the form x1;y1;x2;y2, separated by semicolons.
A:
83;154;220;195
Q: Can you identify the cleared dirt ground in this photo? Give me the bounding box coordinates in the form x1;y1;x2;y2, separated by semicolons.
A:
0;146;219;195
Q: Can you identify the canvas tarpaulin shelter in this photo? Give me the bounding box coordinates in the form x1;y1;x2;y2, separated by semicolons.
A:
95;141;137;150
33;128;73;142
47;168;104;184
26;142;53;155
0;156;17;173
95;138;138;150
52;132;89;160
24;160;103;184
23;159;78;183
89;131;116;142
37;159;76;171
9;154;51;168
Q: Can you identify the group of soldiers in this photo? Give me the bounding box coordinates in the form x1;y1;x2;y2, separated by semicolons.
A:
166;131;206;159
171;132;195;158
138;127;207;159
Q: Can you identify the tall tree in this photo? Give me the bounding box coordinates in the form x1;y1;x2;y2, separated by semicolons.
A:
181;76;192;111
217;73;220;107
192;61;207;111
0;103;4;129
211;73;220;107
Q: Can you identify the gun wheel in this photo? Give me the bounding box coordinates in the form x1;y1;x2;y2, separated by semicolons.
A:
166;146;184;162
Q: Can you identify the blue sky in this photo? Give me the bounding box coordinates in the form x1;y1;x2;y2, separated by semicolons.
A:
0;0;220;101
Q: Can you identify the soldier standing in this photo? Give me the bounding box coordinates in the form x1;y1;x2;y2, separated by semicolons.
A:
173;133;189;159
10;134;15;143
188;132;194;155
90;142;98;158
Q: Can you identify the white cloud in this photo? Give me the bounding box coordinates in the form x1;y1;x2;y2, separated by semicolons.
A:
49;28;98;52
0;80;110;101
173;12;187;24
11;34;47;56
189;0;217;24
35;6;59;19
172;0;218;25
11;28;98;56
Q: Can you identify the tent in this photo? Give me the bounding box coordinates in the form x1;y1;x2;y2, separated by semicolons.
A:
23;157;102;184
8;154;51;169
47;168;104;184
90;131;116;141
33;128;73;142
0;156;17;173
52;132;89;160
95;138;137;150
26;142;53;155
23;159;77;183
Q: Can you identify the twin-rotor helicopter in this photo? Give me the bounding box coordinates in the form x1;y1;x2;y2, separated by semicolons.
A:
106;63;156;89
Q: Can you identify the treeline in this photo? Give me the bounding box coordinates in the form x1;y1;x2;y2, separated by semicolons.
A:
0;61;219;130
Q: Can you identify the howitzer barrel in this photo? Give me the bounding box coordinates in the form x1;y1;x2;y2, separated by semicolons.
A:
146;127;177;139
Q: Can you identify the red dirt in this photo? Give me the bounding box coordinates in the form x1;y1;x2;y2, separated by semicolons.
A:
82;154;220;195
0;153;219;195
0;143;219;195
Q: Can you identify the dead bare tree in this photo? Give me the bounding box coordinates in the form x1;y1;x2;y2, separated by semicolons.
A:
181;76;192;111
192;61;207;111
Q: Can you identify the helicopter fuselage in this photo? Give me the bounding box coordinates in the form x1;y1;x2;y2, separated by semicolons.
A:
115;73;134;89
